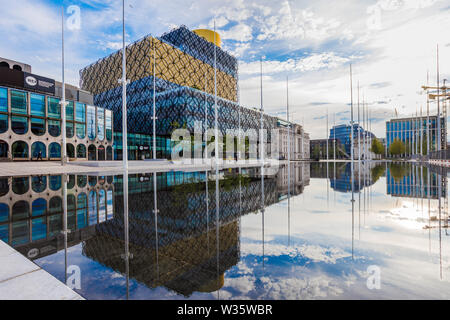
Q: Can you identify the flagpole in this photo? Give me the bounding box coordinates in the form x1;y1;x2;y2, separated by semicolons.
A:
60;7;67;166
214;20;219;166
121;0;128;169
152;38;157;159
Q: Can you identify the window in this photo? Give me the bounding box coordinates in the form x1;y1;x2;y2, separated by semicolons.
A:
31;118;45;136
12;141;28;159
98;145;105;160
49;175;62;191
31;142;46;159
0;114;7;134
76;123;86;139
66;101;74;121
11;90;27;115
77;175;87;188
0;141;8;158
31;175;47;193
97;108;105;141
12;177;29;195
87;105;96;140
66;122;74;138
0;87;7;112
106;146;113;160
11;116;28;134
106;110;112;141
76;103;85;122
48;120;61;137
88;145;96;160
30;94;45;117
32;198;47;217
49;142;61;158
67;143;75;158
77;193;87;229
76;144;86;158
47;97;60;119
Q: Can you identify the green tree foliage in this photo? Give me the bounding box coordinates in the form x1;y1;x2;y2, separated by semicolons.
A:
389;139;406;156
389;163;409;182
371;164;386;183
370;138;384;155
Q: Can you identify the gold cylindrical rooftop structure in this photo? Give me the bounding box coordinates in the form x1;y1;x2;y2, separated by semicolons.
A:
193;29;221;47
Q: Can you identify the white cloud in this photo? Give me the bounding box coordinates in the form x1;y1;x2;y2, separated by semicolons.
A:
220;24;253;42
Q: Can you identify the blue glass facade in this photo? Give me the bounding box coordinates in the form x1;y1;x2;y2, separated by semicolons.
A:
385;116;444;155
330;124;373;155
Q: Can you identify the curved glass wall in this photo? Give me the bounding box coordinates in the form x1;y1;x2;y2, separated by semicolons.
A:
12;141;28;159
31;142;46;159
30;94;45;117
48;120;61;137
31;175;47;193
47;97;61;119
77;144;86;158
11;116;28;134
11;90;27;115
12;177;29;195
0;114;7;134
105;110;112;142
97;108;105;141
0;87;7;112
31;118;45;136
87;105;96;140
49;142;61;158
76;123;86;139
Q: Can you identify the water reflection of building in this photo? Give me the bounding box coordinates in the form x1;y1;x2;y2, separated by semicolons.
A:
310;162;376;193
387;165;446;199
0;167;308;297
82;171;279;297
276;163;310;198
0;175;114;259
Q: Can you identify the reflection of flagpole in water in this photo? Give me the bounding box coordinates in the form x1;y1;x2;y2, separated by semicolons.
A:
206;170;210;254
351;161;355;261
261;164;265;270
215;167;220;300
438;171;443;280
428;167;431;254
288;163;291;247
153;172;159;280
287;77;291;247
62;174;68;285
122;170;130;300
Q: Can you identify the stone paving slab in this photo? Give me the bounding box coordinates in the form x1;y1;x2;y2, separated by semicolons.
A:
0;240;84;300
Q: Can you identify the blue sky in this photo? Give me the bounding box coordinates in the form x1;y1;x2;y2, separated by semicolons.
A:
1;0;449;139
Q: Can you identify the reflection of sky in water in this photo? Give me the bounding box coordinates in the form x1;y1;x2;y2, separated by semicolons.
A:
33;170;450;300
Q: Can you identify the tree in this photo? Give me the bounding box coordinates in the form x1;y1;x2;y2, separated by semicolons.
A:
389;139;406;157
370;138;384;156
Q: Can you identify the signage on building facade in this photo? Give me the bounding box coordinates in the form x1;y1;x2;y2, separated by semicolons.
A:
23;72;55;94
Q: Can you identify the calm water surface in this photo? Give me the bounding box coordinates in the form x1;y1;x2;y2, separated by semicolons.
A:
1;162;449;299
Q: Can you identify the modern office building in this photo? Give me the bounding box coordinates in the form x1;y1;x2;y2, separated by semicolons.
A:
330;124;376;156
385;116;445;157
80;26;308;161
277;119;309;160
0;57;113;161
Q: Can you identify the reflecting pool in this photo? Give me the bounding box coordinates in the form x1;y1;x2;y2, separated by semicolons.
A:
1;162;449;300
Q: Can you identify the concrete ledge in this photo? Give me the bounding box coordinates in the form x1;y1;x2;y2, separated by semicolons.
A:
0;241;84;300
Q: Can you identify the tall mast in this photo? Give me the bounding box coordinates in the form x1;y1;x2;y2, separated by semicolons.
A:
121;0;128;169
60;7;67;166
